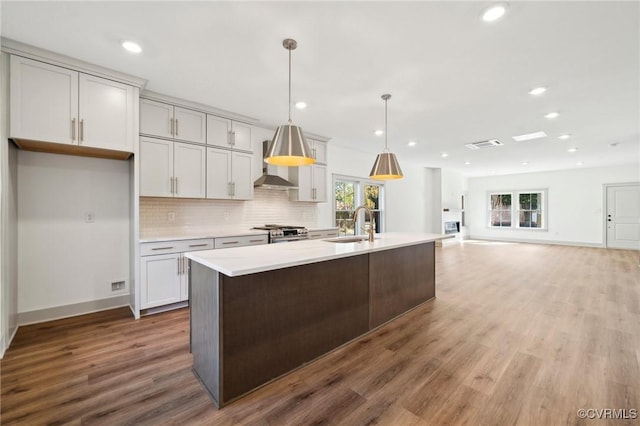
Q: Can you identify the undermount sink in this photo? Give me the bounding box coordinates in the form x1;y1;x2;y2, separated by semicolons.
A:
324;236;374;243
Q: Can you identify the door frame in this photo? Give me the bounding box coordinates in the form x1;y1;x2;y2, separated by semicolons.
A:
603;182;640;249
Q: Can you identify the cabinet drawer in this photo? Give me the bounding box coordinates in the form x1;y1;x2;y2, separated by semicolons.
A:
141;238;214;256
215;235;268;249
307;229;340;239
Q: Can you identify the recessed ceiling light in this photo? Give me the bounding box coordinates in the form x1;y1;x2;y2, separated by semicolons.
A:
558;134;571;140
407;141;417;147
374;130;384;136
576;162;584;166
295;101;307;109
521;161;529;166
567;147;578;153
512;131;547;142
544;112;559;119
529;87;547;96
122;40;142;54
464;161;471;165
482;4;507;22
440;152;449;158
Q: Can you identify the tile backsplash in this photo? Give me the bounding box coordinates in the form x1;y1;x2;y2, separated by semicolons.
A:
140;188;320;237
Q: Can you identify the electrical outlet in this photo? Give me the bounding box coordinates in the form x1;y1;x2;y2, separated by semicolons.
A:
84;211;95;223
111;280;125;291
168;211;176;222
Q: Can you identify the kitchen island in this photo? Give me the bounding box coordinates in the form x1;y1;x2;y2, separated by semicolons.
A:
185;232;451;407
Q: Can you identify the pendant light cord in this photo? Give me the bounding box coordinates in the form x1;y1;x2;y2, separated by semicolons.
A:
288;45;292;124
384;97;388;151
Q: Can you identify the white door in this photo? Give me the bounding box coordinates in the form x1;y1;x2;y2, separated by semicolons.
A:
174;142;206;198
231;151;253;200
140;99;173;139
79;74;134;152
231;121;253;152
140;254;182;309
174;107;206;144
206;147;231;199
313;165;328;202
10;56;78;145
206;115;231;148
606;184;640;250
140;137;174;197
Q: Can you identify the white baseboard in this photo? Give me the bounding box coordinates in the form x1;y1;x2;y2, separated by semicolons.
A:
467;235;604;248
0;325;19;359
17;295;131;326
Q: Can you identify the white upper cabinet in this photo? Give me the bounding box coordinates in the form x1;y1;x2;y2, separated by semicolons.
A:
140;137;173;197
78;74;134;152
139;137;205;198
9;56;135;153
206;115;253;152
206;147;253;200
173;142;206;198
140;99;206;144
10;56;78;145
313;164;328;202
310;140;327;164
140;99;173;139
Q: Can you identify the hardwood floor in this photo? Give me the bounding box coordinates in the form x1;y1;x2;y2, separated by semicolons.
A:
2;242;638;425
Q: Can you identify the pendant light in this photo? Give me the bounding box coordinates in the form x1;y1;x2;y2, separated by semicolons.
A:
265;39;314;166
369;94;404;180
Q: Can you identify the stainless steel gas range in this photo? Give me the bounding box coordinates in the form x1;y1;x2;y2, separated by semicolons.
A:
251;224;309;243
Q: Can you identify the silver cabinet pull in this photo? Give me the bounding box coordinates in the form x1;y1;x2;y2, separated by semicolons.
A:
152;246;175;251
312;148;316;159
222;241;239;245
177;256;181;275
170;177;174;194
232;182;235;196
249;239;265;243
79;119;84;143
71;118;76;141
175;177;178;195
170;118;174;136
231;131;236;146
189;243;208;248
184;257;188;274
175;118;179;136
227;131;231;145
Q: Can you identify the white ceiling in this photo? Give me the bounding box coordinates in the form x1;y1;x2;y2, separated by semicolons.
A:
2;1;639;177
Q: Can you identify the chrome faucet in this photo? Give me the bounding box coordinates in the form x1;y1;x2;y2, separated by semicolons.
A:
352;205;375;242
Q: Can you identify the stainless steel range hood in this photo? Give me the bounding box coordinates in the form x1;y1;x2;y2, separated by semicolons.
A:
253;140;297;190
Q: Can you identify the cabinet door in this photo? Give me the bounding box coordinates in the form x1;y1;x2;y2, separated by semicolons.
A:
140;137;174;197
312;141;327;164
140;99;173;139
140;253;181;309
206;147;231;199
231;122;253;152
10;56;78;145
290;166;313;202
174;107;206;144
174;142;206;198
206;115;231;148
313;165;328;202
180;256;189;301
79;74;134;152
231;151;253;200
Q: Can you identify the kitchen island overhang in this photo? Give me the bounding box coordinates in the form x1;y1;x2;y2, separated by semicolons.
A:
186;232;452;408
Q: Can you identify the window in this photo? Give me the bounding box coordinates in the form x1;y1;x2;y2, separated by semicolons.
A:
488;190;546;230
334;176;385;235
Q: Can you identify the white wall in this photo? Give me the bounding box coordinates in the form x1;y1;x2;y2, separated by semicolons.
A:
424;168;442;233
320;143;430;232
17;151;131;317
466;164;639;246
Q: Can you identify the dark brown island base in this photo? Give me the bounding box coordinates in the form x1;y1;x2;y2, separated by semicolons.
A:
185;233;451;408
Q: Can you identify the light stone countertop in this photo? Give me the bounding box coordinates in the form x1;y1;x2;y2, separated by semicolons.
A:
185;232;452;277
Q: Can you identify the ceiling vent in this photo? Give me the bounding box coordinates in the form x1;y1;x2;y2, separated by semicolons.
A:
465;139;503;150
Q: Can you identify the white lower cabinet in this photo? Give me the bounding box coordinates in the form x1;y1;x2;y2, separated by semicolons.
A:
140;235;267;310
140;238;214;309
